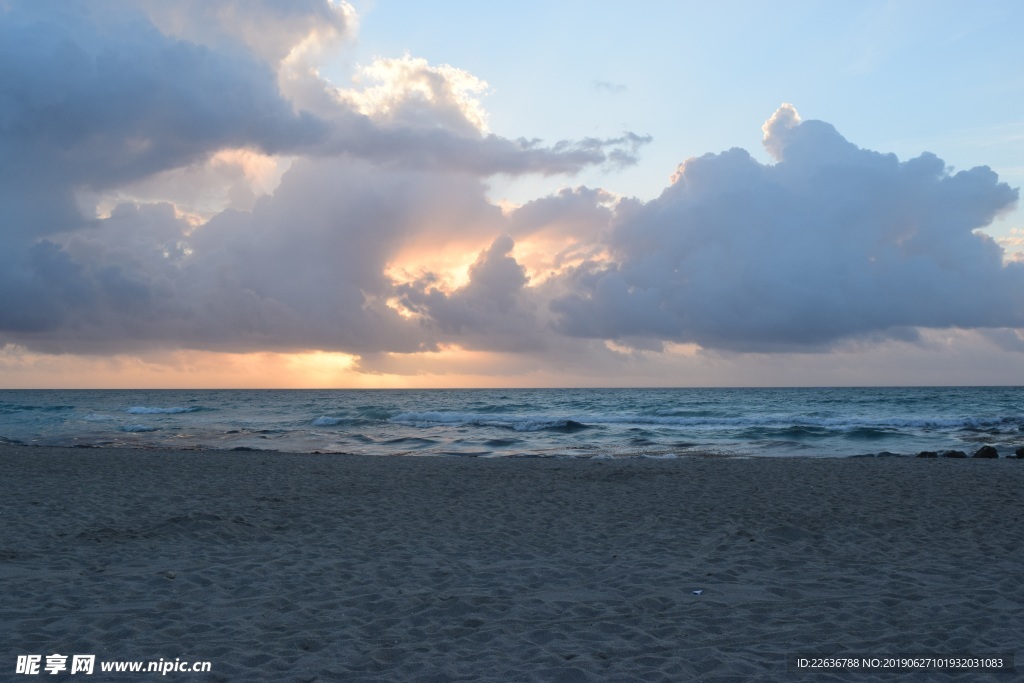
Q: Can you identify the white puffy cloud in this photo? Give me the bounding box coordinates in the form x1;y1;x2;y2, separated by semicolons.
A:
338;54;491;136
551;104;1022;351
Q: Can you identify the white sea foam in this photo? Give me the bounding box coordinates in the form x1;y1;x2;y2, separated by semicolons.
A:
312;416;344;426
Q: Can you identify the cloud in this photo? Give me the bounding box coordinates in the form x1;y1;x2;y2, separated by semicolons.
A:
1;2;1022;375
551;104;1022;351
390;188;625;355
0;0;338;345
593;80;627;94
338;54;492;136
9;156;508;355
0;1;649;357
4;3;326;182
133;0;355;66
0;0;639;219
396;235;548;353
317;110;651;177
311;56;651;176
0;0;327;244
89;147;294;221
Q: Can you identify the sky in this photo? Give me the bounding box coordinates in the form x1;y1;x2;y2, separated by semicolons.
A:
2;0;1024;388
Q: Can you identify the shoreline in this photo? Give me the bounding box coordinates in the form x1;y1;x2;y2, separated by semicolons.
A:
3;440;1019;459
2;445;1021;681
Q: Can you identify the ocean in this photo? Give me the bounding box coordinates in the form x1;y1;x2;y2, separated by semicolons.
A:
1;387;1022;458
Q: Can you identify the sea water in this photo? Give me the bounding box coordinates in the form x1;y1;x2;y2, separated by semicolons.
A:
0;387;1022;458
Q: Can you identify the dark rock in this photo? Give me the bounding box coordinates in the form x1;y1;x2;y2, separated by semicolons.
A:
940;450;967;458
1015;447;1024;459
972;446;999;459
876;451;901;458
916;451;938;458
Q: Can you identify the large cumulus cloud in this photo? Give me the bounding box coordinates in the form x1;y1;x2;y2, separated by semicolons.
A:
551;104;1022;351
13;156;508;355
1;0;1021;369
0;1;324;242
0;0;646;355
0;0;325;340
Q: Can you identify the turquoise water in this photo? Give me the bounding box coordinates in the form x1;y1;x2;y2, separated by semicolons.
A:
0;387;1022;458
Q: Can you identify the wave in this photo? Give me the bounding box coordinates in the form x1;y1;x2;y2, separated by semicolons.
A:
383;436;438;446
628;414;1021;431
0;403;74;414
390;411;591;433
844;427;900;441
354;406;395;421
126;406;203;414
1;387;1019;458
311;415;389;428
485;438;523;447
389;409;1020;435
541;420;589;433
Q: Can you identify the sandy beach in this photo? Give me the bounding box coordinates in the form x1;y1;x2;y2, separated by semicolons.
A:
1;445;1020;681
